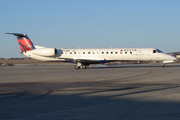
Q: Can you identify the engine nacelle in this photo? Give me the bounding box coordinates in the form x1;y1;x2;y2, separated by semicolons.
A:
31;48;62;57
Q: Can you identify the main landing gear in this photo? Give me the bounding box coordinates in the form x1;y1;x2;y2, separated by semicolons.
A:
75;62;89;70
75;65;81;70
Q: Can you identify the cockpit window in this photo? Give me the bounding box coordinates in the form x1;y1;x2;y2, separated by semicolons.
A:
153;49;163;53
156;49;163;53
153;50;157;53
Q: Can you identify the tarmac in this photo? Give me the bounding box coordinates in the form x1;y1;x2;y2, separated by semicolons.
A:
1;63;180;120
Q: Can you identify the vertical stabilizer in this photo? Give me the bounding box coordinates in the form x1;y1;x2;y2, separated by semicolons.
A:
5;33;35;53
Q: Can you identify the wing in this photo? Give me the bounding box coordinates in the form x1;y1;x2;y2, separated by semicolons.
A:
61;57;117;65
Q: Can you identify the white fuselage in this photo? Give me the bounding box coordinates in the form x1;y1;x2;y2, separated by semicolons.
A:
23;47;176;63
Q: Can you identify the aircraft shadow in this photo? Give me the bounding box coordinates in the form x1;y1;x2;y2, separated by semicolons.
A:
0;82;180;120
89;64;180;69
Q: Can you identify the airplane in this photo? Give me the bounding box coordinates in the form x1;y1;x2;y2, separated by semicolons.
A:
5;32;177;69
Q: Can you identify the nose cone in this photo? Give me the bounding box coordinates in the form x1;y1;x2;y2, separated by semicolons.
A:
167;54;177;61
162;54;177;64
171;56;177;60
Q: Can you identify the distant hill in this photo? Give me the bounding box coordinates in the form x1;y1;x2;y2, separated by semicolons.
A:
0;57;32;60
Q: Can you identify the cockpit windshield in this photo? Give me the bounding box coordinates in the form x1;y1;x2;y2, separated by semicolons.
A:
153;49;163;53
156;49;163;53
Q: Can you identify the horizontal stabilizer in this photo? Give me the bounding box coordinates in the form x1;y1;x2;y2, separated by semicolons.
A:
5;32;27;37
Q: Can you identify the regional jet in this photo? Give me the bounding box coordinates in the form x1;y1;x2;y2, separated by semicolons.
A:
6;33;177;69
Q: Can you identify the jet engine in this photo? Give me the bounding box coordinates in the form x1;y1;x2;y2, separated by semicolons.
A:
31;48;62;57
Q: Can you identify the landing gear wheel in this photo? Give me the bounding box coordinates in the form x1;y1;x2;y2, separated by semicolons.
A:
75;65;80;70
162;64;166;68
82;65;87;69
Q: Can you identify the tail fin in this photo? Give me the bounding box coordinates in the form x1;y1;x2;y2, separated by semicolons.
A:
5;33;35;53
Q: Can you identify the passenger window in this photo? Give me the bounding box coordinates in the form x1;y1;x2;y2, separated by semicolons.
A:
111;52;113;54
70;52;72;54
106;52;108;54
74;52;76;54
88;52;90;54
83;52;85;54
125;52;127;54
130;52;132;54
102;52;104;54
115;52;117;54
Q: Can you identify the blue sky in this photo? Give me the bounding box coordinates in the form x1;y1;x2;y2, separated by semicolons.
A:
0;0;180;58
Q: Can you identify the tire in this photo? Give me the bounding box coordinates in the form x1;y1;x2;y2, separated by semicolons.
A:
75;65;80;70
82;65;87;69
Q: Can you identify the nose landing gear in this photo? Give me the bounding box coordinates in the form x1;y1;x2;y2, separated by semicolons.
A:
162;64;166;68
